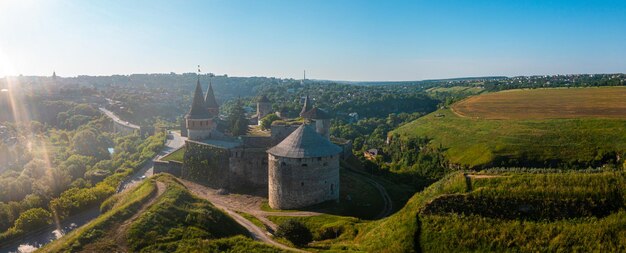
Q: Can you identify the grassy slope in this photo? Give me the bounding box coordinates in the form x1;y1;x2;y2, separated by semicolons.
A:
160;147;185;162
39;178;158;253
354;171;626;253
392;108;626;168
39;174;283;253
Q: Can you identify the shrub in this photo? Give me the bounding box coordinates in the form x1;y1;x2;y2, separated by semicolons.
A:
13;207;52;232
275;219;313;246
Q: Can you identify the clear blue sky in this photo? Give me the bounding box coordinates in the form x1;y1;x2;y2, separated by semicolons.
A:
1;0;625;81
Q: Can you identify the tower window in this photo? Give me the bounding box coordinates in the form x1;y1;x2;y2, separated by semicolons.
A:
330;184;334;194
301;182;304;187
302;163;308;167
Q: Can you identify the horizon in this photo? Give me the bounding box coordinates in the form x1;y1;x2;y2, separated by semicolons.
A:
1;0;626;81
2;72;620;84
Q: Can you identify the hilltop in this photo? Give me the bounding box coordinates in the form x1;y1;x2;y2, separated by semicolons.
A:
391;87;626;168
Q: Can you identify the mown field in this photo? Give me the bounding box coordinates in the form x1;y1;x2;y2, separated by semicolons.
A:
452;86;626;119
392;87;626;168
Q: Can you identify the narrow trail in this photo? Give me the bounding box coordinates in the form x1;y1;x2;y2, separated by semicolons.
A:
112;181;166;250
180;179;307;253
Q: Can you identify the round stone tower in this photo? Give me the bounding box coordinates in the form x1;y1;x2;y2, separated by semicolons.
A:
267;124;342;209
256;95;272;125
186;78;216;140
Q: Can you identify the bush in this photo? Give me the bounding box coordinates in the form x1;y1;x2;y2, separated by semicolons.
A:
13;208;52;231
260;113;280;130
275;219;313;246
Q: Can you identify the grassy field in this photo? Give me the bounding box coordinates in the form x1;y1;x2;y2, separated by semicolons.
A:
392;87;626;168
453;86;626;119
427;86;486;96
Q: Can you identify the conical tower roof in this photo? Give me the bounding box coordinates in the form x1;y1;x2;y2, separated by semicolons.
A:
188;78;211;119
205;81;219;109
258;95;270;103
301;107;331;119
299;95;312;117
267;124;342;158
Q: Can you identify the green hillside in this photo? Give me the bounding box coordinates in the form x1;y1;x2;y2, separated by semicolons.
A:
355;171;626;252
39;174;282;253
391;108;626;168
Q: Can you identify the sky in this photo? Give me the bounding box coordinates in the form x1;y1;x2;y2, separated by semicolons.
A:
0;0;625;81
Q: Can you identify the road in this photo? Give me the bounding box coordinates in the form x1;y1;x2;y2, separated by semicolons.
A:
98;107;140;130
118;131;186;193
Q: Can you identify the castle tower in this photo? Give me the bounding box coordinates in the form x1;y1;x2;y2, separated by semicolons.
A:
301;107;331;140
299;95;312;117
205;81;219;116
256;95;272;125
267;124;342;209
186;78;215;140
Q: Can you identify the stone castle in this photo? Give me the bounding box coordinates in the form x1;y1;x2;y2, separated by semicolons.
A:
157;79;349;209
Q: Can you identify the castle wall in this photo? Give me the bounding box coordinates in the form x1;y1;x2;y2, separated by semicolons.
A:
154;159;182;177
270;125;300;145
229;148;268;189
268;154;340;209
182;139;269;192
181;140;231;189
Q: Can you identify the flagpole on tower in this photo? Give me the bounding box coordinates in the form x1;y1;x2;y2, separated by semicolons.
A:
197;65;201;81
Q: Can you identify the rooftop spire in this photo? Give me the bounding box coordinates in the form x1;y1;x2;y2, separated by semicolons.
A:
299;95;312;117
188;68;210;119
205;80;218;109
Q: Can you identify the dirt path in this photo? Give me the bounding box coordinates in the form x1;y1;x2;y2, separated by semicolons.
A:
180;179;308;252
113;181;166;249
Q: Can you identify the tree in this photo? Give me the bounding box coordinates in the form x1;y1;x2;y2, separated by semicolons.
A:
71;128;109;159
227;99;248;136
275;219;313;246
260;113;280;130
12;208;52;232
